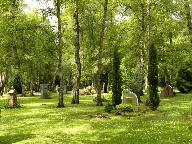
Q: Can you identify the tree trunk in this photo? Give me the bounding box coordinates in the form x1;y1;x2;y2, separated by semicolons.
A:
146;0;151;43
56;0;64;108
96;0;108;106
0;73;7;96
11;0;26;96
72;0;81;104
165;32;173;85
146;0;151;92
138;1;147;103
103;72;108;93
160;32;175;97
184;0;192;43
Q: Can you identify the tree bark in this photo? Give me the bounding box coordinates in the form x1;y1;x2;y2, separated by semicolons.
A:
56;0;64;108
96;0;108;106
11;0;26;96
145;0;151;91
184;0;192;43
103;72;108;93
72;0;81;104
165;32;173;85
147;0;151;44
0;73;7;96
137;1;147;103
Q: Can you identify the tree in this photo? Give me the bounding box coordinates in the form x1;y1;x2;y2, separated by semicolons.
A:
112;47;122;106
71;0;81;104
147;42;160;111
56;0;64;108
96;0;108;106
184;0;192;43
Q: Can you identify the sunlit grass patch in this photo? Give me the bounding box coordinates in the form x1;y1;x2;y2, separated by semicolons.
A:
0;92;192;143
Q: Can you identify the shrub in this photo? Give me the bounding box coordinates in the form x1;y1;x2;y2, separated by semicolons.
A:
102;91;112;101
104;102;114;113
13;76;22;94
91;89;96;95
79;86;96;95
116;104;133;115
176;63;192;93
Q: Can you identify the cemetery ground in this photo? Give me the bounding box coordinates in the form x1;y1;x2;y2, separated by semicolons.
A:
0;93;192;144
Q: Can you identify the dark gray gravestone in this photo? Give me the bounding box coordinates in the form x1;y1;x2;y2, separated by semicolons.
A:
40;84;49;99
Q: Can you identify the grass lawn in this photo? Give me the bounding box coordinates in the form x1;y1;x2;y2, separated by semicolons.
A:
0;93;192;144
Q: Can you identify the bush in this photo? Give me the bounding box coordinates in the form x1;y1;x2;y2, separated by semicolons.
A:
176;63;192;93
13;76;22;94
102;91;112;101
104;102;114;113
116;104;133;115
80;86;96;95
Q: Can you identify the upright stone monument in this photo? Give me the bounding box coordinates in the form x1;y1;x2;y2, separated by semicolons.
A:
40;84;49;99
160;84;175;97
8;89;19;108
122;89;138;110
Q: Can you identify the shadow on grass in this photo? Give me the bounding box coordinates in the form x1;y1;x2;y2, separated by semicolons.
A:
0;134;35;144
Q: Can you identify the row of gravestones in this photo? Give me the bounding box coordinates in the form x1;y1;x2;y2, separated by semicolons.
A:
121;85;175;109
7;84;67;108
7;84;173;108
7;88;139;108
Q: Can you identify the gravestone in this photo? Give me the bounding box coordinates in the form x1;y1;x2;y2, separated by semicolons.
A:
8;89;19;108
40;84;49;99
160;84;175;97
122;89;138;110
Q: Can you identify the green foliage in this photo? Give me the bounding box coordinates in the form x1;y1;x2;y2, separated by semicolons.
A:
112;48;122;106
176;62;192;93
116;103;133;115
13;76;22;94
147;42;160;111
104;102;113;113
158;73;166;88
102;91;112;101
124;66;144;97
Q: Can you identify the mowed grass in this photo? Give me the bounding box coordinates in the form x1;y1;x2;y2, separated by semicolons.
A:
0;93;192;144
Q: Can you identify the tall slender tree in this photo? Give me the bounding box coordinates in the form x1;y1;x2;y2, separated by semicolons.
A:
72;0;81;104
96;0;108;106
56;0;64;108
147;42;160;111
184;0;192;43
112;47;122;106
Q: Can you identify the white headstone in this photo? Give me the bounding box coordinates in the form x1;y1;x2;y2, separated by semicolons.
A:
122;89;138;107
